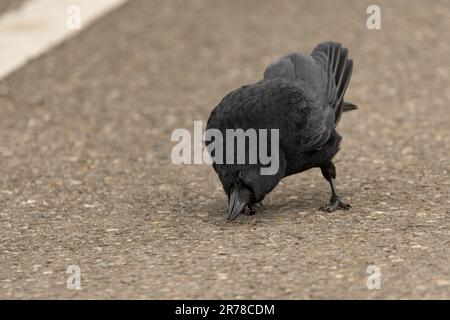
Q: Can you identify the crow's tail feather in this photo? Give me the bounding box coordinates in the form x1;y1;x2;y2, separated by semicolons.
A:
343;101;357;112
312;42;355;126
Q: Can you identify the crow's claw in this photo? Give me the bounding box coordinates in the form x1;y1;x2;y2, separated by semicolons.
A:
244;202;263;215
320;195;351;212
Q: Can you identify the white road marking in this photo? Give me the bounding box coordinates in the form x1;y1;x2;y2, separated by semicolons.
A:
0;0;129;79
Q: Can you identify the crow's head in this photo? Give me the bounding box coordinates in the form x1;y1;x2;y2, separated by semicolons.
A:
213;162;285;221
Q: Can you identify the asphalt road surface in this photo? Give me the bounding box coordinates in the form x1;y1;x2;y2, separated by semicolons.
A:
0;0;449;299
0;1;26;15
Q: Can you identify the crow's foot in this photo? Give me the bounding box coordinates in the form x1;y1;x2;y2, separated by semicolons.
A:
244;202;263;215
320;195;351;212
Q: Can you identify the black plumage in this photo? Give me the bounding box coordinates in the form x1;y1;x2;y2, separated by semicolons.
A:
206;42;356;221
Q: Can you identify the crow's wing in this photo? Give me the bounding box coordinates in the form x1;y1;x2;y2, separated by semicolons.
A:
264;42;353;128
264;52;329;107
206;78;333;156
262;54;334;152
206;42;353;162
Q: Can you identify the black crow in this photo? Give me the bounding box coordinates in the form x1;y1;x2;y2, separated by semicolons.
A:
206;42;357;221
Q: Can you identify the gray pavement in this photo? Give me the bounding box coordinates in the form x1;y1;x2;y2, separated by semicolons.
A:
0;0;449;299
0;0;26;15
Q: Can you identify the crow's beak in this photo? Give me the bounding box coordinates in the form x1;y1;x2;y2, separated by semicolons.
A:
227;187;249;222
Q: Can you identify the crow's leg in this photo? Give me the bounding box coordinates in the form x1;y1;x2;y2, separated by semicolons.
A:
243;202;263;215
320;162;351;212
